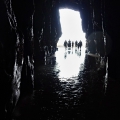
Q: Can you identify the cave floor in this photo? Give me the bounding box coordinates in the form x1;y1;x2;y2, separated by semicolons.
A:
12;47;120;120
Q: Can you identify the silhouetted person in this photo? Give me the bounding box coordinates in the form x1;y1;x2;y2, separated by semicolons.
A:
75;40;78;47
72;41;74;48
78;41;80;50
64;40;67;49
68;39;71;47
79;40;82;50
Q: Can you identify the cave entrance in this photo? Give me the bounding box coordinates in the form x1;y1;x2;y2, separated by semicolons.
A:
55;8;86;78
57;8;86;47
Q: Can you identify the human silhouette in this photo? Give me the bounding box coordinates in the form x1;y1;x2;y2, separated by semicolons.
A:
72;41;74;48
79;40;82;51
75;40;78;47
68;39;71;47
64;40;67;49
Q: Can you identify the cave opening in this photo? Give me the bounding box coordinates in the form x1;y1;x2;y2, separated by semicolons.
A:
57;8;86;47
54;8;86;79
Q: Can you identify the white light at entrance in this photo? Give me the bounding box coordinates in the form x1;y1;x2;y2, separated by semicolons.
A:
57;8;86;47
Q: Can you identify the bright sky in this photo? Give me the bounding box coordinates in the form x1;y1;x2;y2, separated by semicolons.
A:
57;8;86;47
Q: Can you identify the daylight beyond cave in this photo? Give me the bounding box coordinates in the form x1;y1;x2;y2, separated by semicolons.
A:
57;8;86;47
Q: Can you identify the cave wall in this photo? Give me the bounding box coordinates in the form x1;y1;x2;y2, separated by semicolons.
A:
0;1;16;118
104;1;120;78
33;0;61;56
0;0;34;119
12;0;35;95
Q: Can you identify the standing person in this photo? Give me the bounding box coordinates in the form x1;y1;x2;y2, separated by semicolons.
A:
78;41;80;50
64;40;67;49
68;39;71;47
72;41;74;48
79;40;82;51
75;40;78;47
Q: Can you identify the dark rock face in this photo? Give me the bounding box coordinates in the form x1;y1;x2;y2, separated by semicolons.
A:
0;0;120;119
0;0;34;119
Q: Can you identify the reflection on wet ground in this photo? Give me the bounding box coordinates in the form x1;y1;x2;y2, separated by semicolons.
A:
55;47;85;78
13;47;120;120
